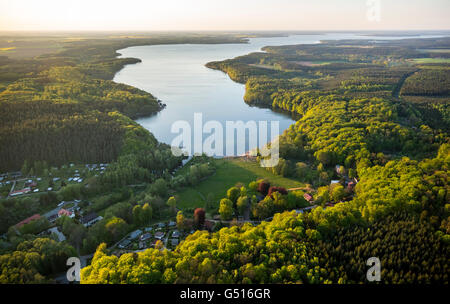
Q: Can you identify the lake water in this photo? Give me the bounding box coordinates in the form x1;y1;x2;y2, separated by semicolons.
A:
114;32;444;156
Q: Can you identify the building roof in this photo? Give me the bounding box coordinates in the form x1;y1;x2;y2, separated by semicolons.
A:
80;212;99;224
155;231;165;239
303;193;313;201
48;227;66;242
140;233;151;241
10;188;31;196
118;239;131;248
58;208;73;217
129;229;142;239
15;214;41;228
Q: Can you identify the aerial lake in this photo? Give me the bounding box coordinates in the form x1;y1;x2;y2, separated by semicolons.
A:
114;33;444;156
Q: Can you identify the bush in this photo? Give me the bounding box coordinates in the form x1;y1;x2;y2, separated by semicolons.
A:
226;187;240;203
257;181;270;196
194;208;205;229
219;198;233;221
267;186;288;197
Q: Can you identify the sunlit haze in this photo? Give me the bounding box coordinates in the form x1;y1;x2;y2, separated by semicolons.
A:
0;0;449;31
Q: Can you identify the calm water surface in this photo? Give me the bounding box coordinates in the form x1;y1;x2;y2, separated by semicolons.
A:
114;33;444;155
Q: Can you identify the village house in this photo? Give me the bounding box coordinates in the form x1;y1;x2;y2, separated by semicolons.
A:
140;233;152;241
15;214;41;228
303;193;314;203
47;214;58;223
129;229;143;240
9;187;31;197
25;180;38;188
58;208;75;218
46;227;66;242
155;231;165;240
80;212;103;227
118;239;131;249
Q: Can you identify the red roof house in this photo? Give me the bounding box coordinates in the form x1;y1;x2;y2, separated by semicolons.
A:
9;187;31;197
58;208;74;218
304;193;314;203
15;214;41;228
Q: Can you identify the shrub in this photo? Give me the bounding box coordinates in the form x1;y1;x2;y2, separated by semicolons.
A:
257;181;270;196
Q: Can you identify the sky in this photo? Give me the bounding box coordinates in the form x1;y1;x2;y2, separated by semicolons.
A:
0;0;449;31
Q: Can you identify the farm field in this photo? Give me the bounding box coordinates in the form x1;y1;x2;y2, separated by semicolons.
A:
411;58;450;64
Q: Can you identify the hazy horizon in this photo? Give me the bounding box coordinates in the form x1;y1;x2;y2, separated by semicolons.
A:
1;0;449;32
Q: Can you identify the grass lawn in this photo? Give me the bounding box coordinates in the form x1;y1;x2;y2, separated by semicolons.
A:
418;49;450;53
411;58;450;64
175;158;305;210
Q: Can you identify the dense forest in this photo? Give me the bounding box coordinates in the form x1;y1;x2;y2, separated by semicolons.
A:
81;37;449;284
0;34;248;171
0;238;76;283
0;34;246;278
81;210;448;284
0;47;162;171
0;34;449;284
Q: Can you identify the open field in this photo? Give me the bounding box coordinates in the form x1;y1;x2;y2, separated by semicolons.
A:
418;48;450;53
411;58;450;64
175;158;304;210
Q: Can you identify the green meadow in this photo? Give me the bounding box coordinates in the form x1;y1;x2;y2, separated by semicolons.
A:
175;158;304;210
